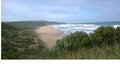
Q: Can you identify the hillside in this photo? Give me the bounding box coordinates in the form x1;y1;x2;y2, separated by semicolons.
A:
2;23;48;59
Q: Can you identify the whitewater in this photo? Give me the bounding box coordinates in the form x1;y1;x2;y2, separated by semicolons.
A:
52;24;120;35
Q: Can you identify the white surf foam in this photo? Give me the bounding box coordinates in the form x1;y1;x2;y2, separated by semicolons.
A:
52;24;120;35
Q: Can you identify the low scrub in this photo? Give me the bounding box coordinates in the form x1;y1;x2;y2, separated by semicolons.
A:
49;26;120;59
90;26;117;46
2;23;48;59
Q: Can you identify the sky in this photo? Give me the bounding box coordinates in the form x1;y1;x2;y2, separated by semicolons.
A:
2;0;120;23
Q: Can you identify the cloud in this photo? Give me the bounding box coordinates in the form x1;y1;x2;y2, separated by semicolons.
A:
2;0;30;13
2;0;120;22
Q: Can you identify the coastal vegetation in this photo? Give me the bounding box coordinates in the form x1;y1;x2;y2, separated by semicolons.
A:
1;22;120;59
2;23;48;59
49;26;120;59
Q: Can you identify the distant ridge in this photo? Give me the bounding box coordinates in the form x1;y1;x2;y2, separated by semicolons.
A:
3;20;65;23
3;21;65;28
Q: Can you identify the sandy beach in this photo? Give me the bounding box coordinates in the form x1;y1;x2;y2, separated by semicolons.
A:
35;25;62;49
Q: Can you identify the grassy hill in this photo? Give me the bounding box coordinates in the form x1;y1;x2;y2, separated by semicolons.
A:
1;21;64;59
2;23;48;59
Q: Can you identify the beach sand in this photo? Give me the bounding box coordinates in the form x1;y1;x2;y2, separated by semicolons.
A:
35;25;62;49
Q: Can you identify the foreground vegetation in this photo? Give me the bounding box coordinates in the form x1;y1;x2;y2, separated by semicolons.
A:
49;26;120;59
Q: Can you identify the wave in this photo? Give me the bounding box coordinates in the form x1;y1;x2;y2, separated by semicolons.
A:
52;24;120;35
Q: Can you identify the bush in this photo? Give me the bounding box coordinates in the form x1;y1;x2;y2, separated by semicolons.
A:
90;26;116;46
50;31;91;53
115;27;120;43
49;26;120;59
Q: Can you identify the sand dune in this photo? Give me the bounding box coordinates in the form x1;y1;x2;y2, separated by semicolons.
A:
35;25;62;49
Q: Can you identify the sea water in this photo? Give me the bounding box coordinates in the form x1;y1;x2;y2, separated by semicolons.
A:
52;23;120;36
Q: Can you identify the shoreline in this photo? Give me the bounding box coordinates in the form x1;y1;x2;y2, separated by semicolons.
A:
35;25;63;49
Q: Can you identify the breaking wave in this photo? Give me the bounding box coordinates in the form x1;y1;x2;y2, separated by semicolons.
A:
52;24;120;35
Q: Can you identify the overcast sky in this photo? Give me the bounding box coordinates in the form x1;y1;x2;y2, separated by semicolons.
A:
2;0;120;23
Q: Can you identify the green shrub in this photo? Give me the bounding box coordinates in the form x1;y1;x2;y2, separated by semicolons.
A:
50;31;91;56
115;27;120;43
90;26;116;46
49;26;120;59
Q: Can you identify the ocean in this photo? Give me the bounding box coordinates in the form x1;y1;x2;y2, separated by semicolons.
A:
52;22;120;36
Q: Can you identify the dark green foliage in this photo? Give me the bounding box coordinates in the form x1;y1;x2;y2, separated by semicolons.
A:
90;26;116;46
50;31;91;52
115;27;120;43
49;26;120;59
2;23;18;30
2;23;48;59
